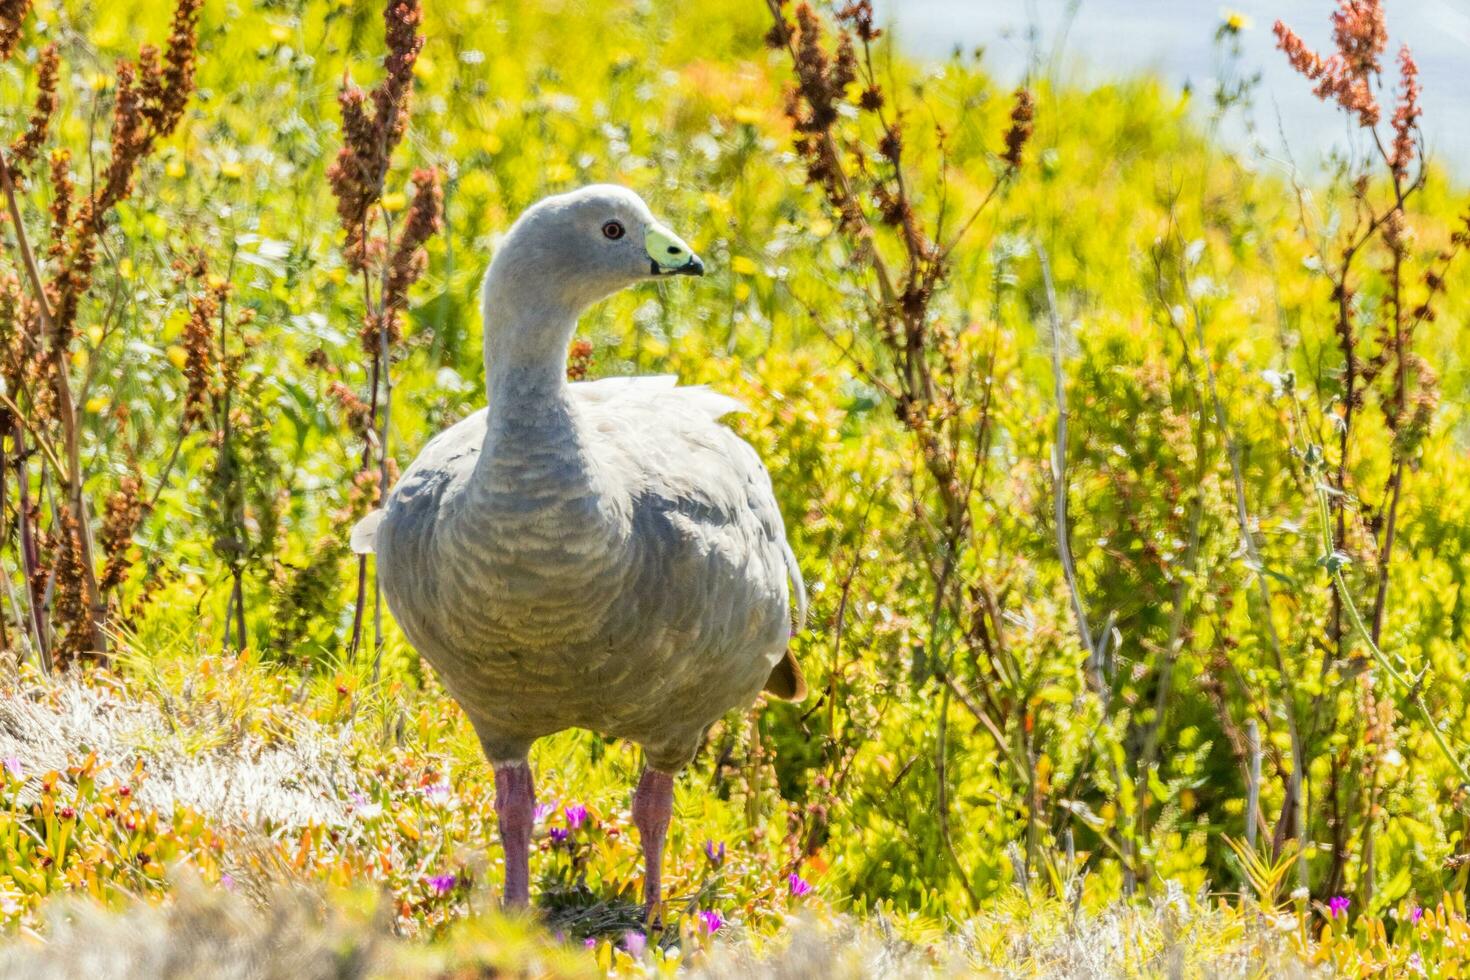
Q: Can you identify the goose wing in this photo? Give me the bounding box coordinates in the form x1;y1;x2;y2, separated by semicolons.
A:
349;408;488;555
574;377;807;701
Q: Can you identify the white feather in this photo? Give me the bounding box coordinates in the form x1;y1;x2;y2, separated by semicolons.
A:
350;510;384;554
572;375;745;419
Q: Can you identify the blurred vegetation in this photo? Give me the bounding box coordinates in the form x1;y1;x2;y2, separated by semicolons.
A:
0;0;1466;972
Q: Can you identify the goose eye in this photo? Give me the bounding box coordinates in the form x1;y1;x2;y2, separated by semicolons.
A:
601;220;625;240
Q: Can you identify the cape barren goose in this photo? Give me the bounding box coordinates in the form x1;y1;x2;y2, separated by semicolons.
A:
351;185;807;910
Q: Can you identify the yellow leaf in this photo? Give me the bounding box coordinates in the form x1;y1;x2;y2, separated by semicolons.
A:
395;813;420;841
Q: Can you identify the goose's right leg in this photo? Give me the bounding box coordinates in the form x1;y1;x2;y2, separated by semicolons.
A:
632;767;675;914
493;759;535;906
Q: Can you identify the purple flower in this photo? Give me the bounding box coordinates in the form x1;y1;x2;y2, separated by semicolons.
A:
583;937;597;949
1328;895;1350;919
1409;903;1424;925
549;826;569;845
621;931;646;957
220;873;236;891
697;909;724;934
564;803;588;830
425;873;457;896
423;783;453;807
703;840;726;866
533;801;556;823
3;757;21;780
788;872;812;897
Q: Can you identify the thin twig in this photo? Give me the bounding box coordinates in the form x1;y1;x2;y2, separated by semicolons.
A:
1245;719;1262;852
1036;243;1101;694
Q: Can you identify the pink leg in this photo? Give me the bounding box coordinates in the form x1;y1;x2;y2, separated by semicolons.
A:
632;768;675;913
494;761;534;907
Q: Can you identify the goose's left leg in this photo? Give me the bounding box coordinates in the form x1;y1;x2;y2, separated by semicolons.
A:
493;760;535;907
631;767;675;912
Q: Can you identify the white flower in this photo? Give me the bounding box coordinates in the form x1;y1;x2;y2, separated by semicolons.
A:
423;783;455;808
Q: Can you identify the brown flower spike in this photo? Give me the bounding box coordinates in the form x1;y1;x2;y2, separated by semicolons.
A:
1273;0;1387;127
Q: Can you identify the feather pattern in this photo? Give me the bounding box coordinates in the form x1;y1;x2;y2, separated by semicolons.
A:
371;375;796;770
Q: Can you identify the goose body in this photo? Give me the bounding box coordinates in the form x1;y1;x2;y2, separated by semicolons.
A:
352;185;805;908
363;374;804;771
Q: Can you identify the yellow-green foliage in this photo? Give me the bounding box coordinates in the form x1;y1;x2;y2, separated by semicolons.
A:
0;0;1466;972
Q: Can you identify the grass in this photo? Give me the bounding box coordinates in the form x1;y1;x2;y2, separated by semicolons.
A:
0;650;1463;975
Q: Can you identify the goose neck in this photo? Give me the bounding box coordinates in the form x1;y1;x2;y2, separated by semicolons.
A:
481;271;579;406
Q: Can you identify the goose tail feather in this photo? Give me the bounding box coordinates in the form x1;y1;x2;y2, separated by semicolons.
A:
763;541;809;701
350;510;385;555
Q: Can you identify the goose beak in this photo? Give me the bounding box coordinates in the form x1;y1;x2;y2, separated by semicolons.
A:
646;225;704;276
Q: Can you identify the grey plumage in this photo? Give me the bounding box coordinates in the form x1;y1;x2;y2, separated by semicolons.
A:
353;185;805;777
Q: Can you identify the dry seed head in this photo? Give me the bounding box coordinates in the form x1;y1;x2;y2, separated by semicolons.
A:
1002;88;1035;169
1389;46;1421;181
328;0;426;273
0;0;31;62
46;149;72;262
566;339;594;381
1274;1;1386;127
328;381;371;439
377;167;442;351
99;474;144;594
8;43;59;178
52;507;90;666
835;1;880;42
181;281;219;428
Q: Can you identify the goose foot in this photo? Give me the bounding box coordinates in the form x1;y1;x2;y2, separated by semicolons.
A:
494;760;534;907
631;767;674;919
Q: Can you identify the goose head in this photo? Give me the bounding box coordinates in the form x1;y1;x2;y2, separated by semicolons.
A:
482;185;703;334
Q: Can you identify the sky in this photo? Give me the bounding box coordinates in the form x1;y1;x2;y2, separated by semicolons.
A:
876;0;1470;174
